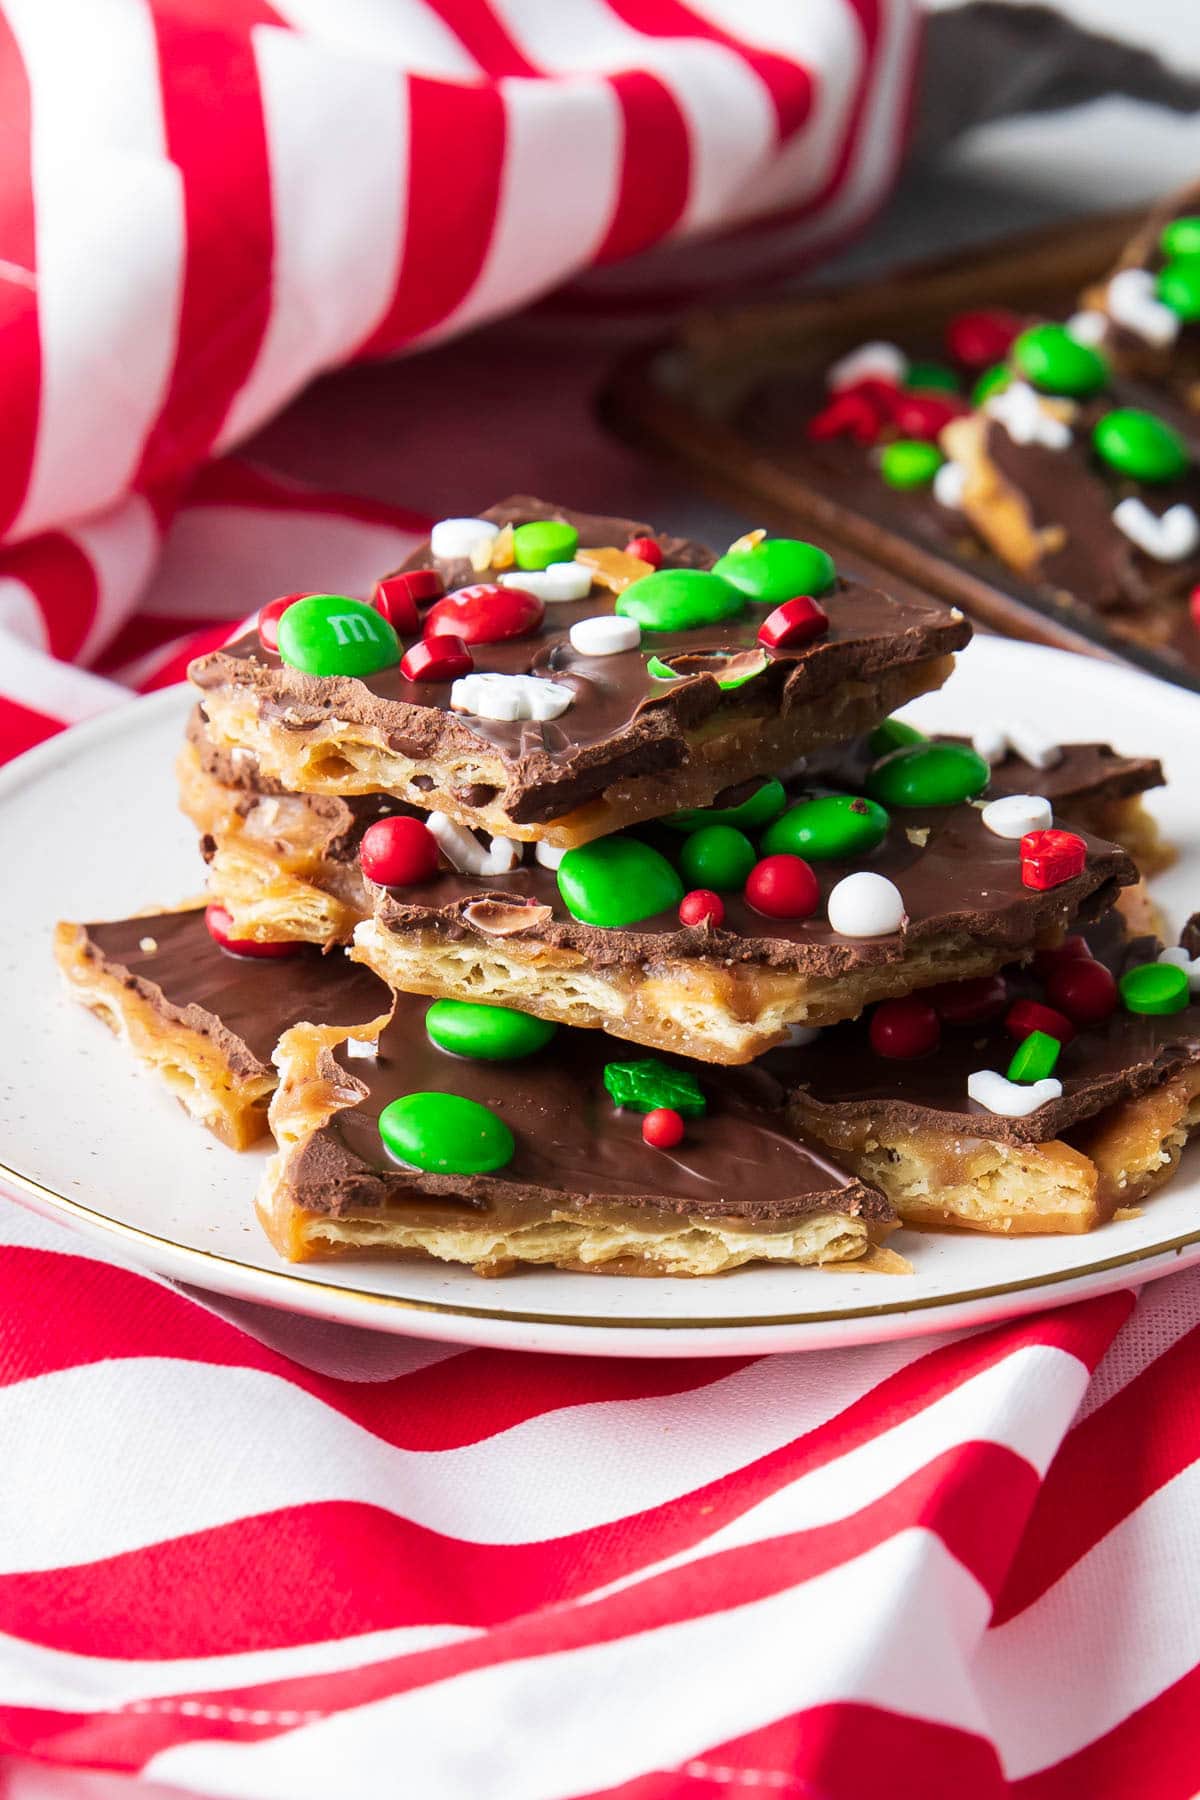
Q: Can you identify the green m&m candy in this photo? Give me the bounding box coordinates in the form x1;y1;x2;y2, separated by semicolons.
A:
512;519;579;570
679;825;757;892
277;595;400;678
971;363;1011;406
1092;408;1189;483
1161;217;1200;260
425;999;556;1061
616;568;745;633
378;1091;515;1173
1006;1029;1061;1085
603;1058;706;1117
557;836;683;927
867;742;989;808
905;360;959;394
712;538;837;603
762;794;889;861
868;717;925;758
880;440;945;491
1157;258;1200;323
1012;323;1109;398
666;779;787;834
1119;961;1190;1016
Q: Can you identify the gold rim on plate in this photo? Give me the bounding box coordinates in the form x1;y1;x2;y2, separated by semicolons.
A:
4;1152;1200;1332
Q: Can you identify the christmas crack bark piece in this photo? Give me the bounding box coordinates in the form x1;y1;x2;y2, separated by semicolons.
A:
349;737;1135;1064
1077;181;1200;400
260;991;893;1274
179;708;1163;956
187;497;970;849
54;906;390;1149
940;330;1200;620
769;913;1200;1235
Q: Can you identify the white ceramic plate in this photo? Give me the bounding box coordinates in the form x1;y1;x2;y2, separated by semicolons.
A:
3;637;1200;1357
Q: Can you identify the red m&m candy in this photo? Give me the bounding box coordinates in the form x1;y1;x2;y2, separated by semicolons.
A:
945;309;1022;369
757;596;829;651
425;583;543;646
925;973;1008;1023
679;889;725;929
1046;957;1118;1025
1006;998;1076;1044
400;636;473;683
869;996;940;1060
626;536;664;568
373;570;442;634
1033;934;1092;980
257;593;308;654
359;816;439;887
1020;829;1087;891
807;389;886;445
1189;584;1200;631
204;903;298;958
642;1107;685;1149
744;854;820;920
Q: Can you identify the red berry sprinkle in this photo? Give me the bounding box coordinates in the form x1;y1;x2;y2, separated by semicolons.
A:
400;635;473;683
945;308;1022;369
869;996;941;1060
425;582;544;646
257;593;308;654
204;903;298;959
679;888;725;929
925;973;1009;1024
642;1107;685;1150
1020;828;1088;891
1006;998;1076;1044
359;816;439;887
891;393;965;440
373;570;442;634
744;854;820;920
626;535;663;568
1046;957;1118;1025
1189;584;1200;631
757;596;829;651
806;388;887;445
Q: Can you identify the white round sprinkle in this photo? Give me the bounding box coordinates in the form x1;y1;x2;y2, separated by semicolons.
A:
826;871;906;938
500;562;592;603
782;1023;822;1047
569;615;641;657
1065;309;1108;346
1158;946;1200;991
450;672;574;723
967;1070;1063;1117
1112;498;1200;563
972;724;1010;766
981;793;1053;840
430;517;499;562
1106;268;1180;348
827;340;906;390
932;459;967;509
535;840;566;871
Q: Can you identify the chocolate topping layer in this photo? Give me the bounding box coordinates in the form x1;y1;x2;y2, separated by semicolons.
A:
80;909;389;1078
770;913;1200;1147
290;990;890;1228
189;497;970;824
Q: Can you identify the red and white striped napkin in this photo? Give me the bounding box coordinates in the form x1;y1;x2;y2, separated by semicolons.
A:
5;3;1200;1795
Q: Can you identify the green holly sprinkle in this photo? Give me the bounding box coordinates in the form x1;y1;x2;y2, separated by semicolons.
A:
603;1058;707;1117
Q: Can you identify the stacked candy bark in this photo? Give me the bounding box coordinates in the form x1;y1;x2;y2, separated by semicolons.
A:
55;501;1200;1275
